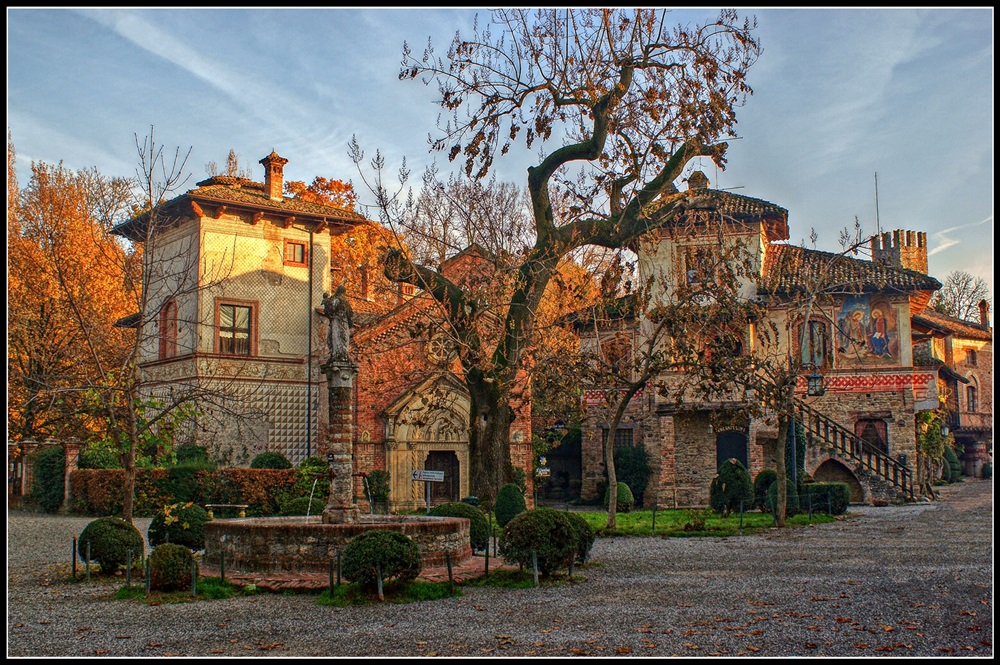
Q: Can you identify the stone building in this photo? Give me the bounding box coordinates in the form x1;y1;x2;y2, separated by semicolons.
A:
912;301;993;477
576;172;957;507
113;153;532;511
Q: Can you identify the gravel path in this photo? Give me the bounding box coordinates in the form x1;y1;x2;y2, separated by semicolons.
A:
7;479;993;658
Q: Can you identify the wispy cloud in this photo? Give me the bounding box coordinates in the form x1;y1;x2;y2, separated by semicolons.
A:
928;216;994;256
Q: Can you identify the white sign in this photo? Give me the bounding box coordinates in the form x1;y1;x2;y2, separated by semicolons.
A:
535;467;551;477
411;469;445;482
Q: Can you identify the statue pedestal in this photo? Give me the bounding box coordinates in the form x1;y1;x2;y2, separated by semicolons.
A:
321;358;359;524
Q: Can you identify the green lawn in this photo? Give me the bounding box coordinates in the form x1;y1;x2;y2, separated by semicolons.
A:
572;506;836;538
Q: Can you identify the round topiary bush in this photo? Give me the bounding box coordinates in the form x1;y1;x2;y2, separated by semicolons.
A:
498;507;576;577
147;502;211;550
250;451;293;469
30;445;66;513
709;458;753;516
602;481;635;513
428;501;489;552
799;482;850;515
766;479;800;516
148;543;197;592
564;511;596;564
753;469;779;511
494;483;527;528
341;530;422;588
78;517;145;575
279;496;326;516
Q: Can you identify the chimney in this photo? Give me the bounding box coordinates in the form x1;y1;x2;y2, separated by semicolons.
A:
259;150;288;202
686;171;710;190
978;299;990;328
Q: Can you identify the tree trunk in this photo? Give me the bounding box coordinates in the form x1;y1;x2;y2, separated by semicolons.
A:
605;435;618;529
775;411;788;527
467;375;515;509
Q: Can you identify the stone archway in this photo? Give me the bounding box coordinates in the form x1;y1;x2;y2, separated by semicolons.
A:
812;458;865;504
384;373;470;512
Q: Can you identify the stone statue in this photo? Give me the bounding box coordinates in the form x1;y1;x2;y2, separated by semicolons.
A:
321;285;353;362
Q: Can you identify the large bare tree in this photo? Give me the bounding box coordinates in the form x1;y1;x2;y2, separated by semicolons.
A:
363;8;762;506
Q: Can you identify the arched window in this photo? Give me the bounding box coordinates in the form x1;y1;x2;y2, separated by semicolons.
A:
966;385;979;413
158;298;177;359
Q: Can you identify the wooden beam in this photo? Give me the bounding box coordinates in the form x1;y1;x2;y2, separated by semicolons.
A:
190;201;204;217
215;205;227;219
282;216;295;228
252;211;263;225
314;220;327;234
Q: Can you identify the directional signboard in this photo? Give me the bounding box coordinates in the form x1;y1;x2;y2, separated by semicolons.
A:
411;469;445;482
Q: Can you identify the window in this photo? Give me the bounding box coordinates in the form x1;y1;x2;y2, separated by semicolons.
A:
799;319;830;368
855;418;888;454
685;246;711;284
602;427;634;449
600;333;632;374
966;348;978;366
283;240;307;267
966;386;978;413
158;298;177;359
216;300;256;356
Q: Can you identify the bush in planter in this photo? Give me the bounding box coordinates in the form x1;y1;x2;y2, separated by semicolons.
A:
494;483;527;527
250;451;292;469
753;469;779;512
709;458;753;517
279;496;326;516
799;482;850;515
341;530;422;588
148;502;211;550
78;517;145;575
148;543;197;592
602;481;635;513
498;507;576;577
428;501;489;552
30;445;66;513
564;511;596;564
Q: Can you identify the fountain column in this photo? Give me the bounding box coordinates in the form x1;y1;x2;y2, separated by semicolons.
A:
321;358;360;524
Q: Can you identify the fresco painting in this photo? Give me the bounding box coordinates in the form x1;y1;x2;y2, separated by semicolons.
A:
836;295;898;367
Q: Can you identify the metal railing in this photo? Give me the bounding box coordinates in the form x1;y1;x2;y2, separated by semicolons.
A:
793;399;914;500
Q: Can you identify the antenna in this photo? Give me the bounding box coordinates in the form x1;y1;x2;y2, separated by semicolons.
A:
874;172;881;237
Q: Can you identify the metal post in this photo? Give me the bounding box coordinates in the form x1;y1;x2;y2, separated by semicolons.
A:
126;549;132;587
329;559;335;592
376;563;384;601
220;551;225;582
446;553;454;594
739;500;744;536
145;559;150;594
426;481;431;514
72;537;77;579
191;560;197;597
85;541;91;582
651;503;657;536
531;550;539;587
336;549;342;586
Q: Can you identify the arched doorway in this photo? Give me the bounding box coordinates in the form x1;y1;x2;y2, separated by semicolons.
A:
813;458;864;503
716;429;749;471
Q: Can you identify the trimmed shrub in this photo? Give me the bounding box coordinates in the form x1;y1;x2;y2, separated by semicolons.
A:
174;444;210;465
494;483;527;527
157;461;214;504
279;496;326;516
602;481;635;513
983;461;992;480
799;482;850;515
943;446;962;483
30;445;66;513
564;511;596;564
341;530;422;588
147;502;211;550
753;469;779;512
250;452;293;469
613;445;651;507
766;479;800;516
499;507;576;577
148;543;197;592
78;517;144;575
428;501;489;552
709;458;753;516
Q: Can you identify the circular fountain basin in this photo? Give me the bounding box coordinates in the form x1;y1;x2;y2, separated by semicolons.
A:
203;514;471;575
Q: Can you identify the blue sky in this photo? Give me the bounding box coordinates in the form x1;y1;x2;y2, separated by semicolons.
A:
7;7;994;301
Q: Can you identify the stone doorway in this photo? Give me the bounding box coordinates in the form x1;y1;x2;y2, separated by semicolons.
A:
425;451;460;505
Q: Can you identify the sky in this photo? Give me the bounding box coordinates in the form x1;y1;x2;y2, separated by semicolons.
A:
7;7;994;302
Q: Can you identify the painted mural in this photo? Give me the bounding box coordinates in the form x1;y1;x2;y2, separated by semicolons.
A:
835;295;898;367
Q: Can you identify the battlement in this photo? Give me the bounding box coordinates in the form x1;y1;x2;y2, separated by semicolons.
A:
870;229;928;274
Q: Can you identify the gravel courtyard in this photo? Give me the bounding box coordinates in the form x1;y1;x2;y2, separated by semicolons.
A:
7;479;993;658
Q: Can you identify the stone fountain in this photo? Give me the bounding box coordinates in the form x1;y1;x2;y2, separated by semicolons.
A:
202;292;471;575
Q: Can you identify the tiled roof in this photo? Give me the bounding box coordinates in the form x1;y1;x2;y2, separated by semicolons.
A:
912;309;992;341
646;182;789;242
759;244;941;297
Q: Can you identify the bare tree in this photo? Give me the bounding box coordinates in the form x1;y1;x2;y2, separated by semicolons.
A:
357;8;761;506
931;270;991;322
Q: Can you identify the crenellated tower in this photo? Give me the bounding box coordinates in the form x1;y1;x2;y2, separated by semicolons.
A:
870;229;928;274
